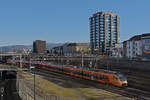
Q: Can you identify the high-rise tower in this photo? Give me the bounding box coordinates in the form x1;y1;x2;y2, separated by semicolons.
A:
90;12;120;55
33;40;46;54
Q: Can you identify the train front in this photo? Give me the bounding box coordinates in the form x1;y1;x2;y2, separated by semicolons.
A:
117;73;128;87
116;72;128;87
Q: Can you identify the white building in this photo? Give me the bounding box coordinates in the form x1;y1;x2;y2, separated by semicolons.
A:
123;33;150;59
126;39;142;58
110;43;123;58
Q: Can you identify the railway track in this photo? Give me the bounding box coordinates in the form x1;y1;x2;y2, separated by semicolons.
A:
29;67;150;100
109;68;150;94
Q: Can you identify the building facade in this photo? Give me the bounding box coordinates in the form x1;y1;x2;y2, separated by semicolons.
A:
50;46;63;56
51;43;90;56
123;35;142;59
123;33;150;60
66;43;90;56
90;12;120;55
33;40;46;54
141;34;150;60
110;43;123;58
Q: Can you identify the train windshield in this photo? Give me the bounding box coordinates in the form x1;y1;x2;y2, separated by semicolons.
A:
117;73;126;81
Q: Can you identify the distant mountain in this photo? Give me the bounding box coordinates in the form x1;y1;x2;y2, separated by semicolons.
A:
0;45;32;51
0;43;63;51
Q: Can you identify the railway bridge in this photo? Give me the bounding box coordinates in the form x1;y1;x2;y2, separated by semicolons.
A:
0;64;17;79
0;53;27;63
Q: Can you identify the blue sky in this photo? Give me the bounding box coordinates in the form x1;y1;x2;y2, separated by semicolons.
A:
0;0;150;46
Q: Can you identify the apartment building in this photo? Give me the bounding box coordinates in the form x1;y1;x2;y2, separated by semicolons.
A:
90;11;120;55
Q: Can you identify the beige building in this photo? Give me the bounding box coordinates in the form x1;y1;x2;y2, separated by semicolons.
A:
66;43;90;55
51;43;90;56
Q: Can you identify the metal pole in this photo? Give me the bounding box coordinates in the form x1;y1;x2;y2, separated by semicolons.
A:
30;55;36;100
29;56;31;73
82;52;84;68
20;54;22;68
81;52;83;79
107;60;109;70
0;49;2;62
34;68;36;100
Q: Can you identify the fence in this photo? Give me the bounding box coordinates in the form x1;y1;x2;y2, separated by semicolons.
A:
16;73;68;100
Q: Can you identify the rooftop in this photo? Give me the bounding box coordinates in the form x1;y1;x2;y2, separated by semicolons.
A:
124;33;150;42
90;11;118;18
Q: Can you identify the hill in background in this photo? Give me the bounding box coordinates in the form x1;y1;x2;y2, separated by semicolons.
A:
0;43;63;51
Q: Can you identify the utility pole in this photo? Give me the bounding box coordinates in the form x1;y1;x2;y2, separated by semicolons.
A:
34;67;36;100
30;56;36;100
107;61;108;70
29;56;32;72
20;54;22;68
0;49;2;62
81;51;84;69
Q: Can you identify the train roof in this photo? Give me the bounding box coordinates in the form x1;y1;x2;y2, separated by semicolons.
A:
90;69;117;74
27;61;121;75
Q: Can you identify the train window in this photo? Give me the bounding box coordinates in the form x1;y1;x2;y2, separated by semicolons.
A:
94;74;99;79
89;73;92;76
97;75;107;80
76;71;78;74
113;76;118;80
84;72;87;76
55;67;58;70
99;75;103;80
78;71;81;75
93;75;96;78
72;70;75;74
78;71;82;75
64;69;67;72
83;72;85;76
86;73;89;76
64;69;66;71
97;75;100;79
83;72;89;76
117;74;126;81
102;76;105;80
85;73;88;76
88;73;91;77
74;70;78;74
68;69;72;72
115;77;118;80
75;71;78;74
97;75;99;79
40;65;42;67
66;69;69;72
104;76;108;81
